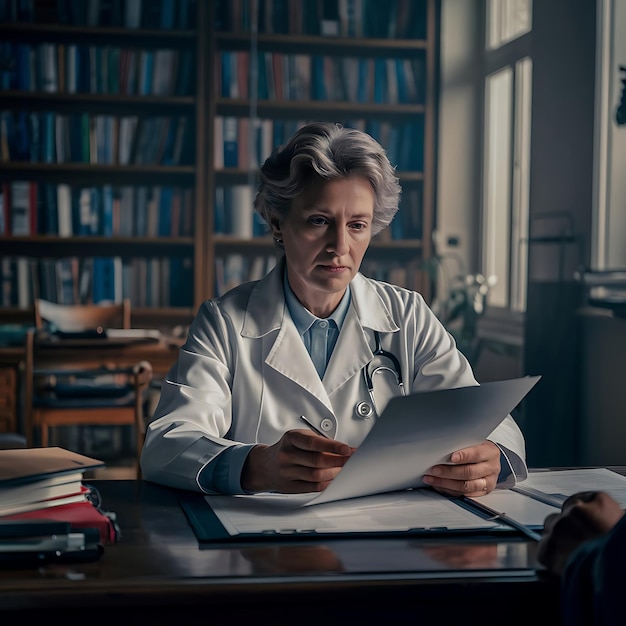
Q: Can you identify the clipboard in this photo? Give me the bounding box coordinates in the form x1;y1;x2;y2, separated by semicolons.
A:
178;489;538;544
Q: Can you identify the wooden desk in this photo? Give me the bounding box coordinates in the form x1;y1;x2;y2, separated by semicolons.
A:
0;480;561;625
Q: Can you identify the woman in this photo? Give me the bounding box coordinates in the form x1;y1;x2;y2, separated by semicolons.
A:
141;121;527;496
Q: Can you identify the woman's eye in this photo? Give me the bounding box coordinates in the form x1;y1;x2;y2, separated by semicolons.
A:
309;216;328;226
350;223;367;231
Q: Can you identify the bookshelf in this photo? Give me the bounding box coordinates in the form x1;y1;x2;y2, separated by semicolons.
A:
207;0;439;299
0;0;439;328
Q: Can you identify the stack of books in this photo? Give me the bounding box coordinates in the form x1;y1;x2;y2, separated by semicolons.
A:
0;447;117;562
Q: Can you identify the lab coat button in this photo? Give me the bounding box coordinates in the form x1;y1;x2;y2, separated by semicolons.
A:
356;401;374;418
320;418;333;432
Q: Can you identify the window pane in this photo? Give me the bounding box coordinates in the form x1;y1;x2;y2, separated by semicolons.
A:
510;57;532;312
482;67;513;308
487;0;532;50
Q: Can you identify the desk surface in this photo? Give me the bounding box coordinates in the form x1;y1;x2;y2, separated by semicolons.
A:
0;479;560;625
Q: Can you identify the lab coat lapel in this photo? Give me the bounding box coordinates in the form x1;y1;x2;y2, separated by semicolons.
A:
265;319;331;409
323;309;373;396
242;259;332;411
324;273;401;396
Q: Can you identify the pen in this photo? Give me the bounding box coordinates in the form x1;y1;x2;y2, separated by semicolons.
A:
300;415;330;439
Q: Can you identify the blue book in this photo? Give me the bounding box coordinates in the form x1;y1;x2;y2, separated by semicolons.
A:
101;185;113;236
169;257;193;306
135;186;148;236
357;58;369;102
311;55;326;101
15;111;30;161
221;51;231;97
16;44;31;91
77;45;91;93
92;257;115;303
213;186;225;234
177;0;192;29
373;58;387;103
140;51;154;95
160;0;175;28
0;43;12;89
396;59;408;103
174;49;193;95
41;112;55;163
43;183;58;234
256;52;268;100
222;117;238;168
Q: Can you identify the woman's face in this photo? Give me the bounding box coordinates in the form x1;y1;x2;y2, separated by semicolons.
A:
272;176;374;318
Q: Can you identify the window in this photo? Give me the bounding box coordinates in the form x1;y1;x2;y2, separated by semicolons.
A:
481;0;532;312
486;0;532;50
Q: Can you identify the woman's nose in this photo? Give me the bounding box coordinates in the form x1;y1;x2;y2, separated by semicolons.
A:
326;226;349;255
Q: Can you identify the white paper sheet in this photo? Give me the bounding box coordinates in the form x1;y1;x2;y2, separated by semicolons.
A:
467;490;559;527
517;468;626;507
205;489;503;536
306;376;541;506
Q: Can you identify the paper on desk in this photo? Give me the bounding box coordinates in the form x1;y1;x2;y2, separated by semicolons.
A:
205;489;503;536
467;490;559;527
306;376;541;507
518;468;626;508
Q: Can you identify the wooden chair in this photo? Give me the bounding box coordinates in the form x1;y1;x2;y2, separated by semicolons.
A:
25;299;152;477
35;298;131;331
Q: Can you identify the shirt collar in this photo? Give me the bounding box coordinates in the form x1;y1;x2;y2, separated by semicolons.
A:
283;267;351;334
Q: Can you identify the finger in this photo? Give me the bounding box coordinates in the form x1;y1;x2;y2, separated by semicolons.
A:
287;429;352;456
282;463;345;486
427;460;491;482
567;497;624;533
449;441;496;464
424;475;492;497
562;490;601;512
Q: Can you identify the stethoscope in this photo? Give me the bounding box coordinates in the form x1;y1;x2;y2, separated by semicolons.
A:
355;330;405;419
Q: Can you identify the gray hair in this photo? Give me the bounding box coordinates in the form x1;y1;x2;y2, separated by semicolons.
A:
253;122;401;236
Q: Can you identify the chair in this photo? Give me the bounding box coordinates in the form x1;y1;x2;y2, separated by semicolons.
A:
24;299;152;477
35;298;132;332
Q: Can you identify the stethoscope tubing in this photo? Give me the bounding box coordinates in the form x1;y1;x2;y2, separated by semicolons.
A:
358;330;405;418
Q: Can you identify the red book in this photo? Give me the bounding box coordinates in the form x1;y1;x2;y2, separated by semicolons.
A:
4;489;118;545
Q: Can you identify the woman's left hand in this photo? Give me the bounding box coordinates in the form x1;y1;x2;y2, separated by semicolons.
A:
422;440;501;497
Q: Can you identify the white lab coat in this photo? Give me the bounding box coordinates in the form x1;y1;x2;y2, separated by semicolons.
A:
141;259;527;493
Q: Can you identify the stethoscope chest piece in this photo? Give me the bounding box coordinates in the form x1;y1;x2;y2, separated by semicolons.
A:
355;401;374;419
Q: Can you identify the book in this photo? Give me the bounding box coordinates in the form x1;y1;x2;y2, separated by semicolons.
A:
0;447;104;488
3;497;117;545
0;485;89;517
0;471;84;510
9;180;35;235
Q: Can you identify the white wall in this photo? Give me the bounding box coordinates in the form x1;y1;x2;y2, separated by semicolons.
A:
436;0;481;276
593;0;626;269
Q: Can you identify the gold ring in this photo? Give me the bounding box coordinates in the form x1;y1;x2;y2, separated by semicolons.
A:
483;479;488;491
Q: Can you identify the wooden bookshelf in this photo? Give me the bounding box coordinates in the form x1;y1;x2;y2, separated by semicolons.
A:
0;0;439;326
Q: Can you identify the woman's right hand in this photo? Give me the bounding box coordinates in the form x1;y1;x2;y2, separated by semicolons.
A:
240;429;355;494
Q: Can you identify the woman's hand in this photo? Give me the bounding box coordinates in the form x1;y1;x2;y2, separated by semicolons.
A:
537;491;624;576
241;429;355;494
422;440;501;497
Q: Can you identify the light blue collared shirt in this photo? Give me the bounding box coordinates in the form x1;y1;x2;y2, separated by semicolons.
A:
283;269;351;379
199;267;351;494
